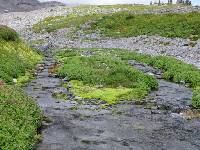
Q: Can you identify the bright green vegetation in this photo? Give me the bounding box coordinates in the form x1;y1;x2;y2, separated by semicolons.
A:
57;48;200;108
0;26;42;149
56;49;158;104
88;12;200;39
69;80;149;104
0;27;42;84
0;85;42;150
33;14;103;33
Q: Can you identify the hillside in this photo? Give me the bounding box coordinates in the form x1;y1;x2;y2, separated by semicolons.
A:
0;0;65;13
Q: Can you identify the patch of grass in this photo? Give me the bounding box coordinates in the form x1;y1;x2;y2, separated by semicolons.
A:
33;14;104;33
88;12;200;39
0;85;42;150
56;49;158;104
192;87;200;108
109;49;200;88
189;35;199;41
34;4;183;34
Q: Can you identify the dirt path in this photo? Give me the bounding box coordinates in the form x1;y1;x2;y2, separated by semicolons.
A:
25;51;200;150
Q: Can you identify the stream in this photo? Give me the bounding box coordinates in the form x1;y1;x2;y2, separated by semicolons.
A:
25;51;200;150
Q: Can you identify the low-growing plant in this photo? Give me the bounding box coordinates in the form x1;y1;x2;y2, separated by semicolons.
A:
0;85;42;149
56;49;158;104
0;27;43;149
88;48;200;108
88;12;200;39
0;40;42;83
192;87;200;108
57;48;200;108
33;14;104;33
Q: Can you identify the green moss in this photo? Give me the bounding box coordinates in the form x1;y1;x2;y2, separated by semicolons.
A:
88;48;200;108
52;93;67;100
0;85;42;150
70;80;147;104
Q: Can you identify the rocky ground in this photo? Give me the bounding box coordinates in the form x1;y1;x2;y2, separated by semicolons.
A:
1;5;200;150
0;0;64;13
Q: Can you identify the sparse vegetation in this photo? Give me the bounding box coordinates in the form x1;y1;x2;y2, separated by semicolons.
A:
33;14;103;33
33;4;180;33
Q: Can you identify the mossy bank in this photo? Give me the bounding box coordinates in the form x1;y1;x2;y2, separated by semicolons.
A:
56;48;200;108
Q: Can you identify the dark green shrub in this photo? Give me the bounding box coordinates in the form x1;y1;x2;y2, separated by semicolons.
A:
0;25;19;41
0;85;42;149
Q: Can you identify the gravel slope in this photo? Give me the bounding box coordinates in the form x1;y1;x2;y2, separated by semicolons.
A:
0;0;64;13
